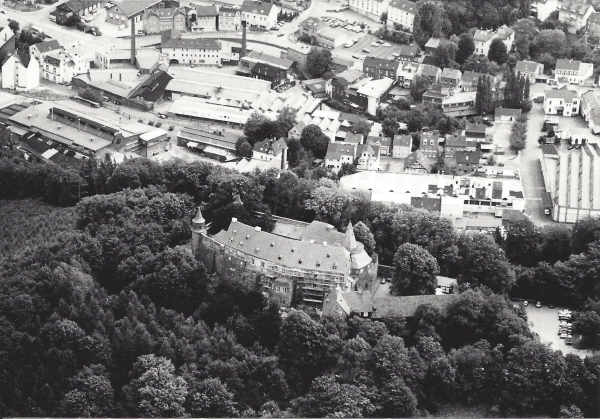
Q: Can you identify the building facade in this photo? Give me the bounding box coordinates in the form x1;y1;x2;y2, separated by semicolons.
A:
392;133;412;158
218;6;241;31
544;87;580;116
194;5;218;31
559;0;594;33
43;50;89;84
144;8;186;34
387;0;417;32
162;37;222;65
2;51;39;91
241;0;278;30
554;59;594;84
363;56;401;80
349;0;389;22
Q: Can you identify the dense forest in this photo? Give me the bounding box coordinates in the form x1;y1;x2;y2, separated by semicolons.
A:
1;156;600;417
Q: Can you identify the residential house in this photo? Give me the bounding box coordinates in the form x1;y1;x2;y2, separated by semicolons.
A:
43;49;89;84
299;17;327;38
392;134;412;158
440;68;461;86
387;0;417;32
397;60;418;87
422;83;455;107
419;130;442;160
304;78;329;98
424;37;441;54
241;0;278;30
107;0;161;27
454;150;482;174
349;0;389;22
251;62;287;88
193;5;219;31
357;143;380;171
397;44;419;62
437;276;457;294
366;136;391;155
473;25;515;56
354;77;394;115
330;56;354;73
331;68;365;102
0;27;15;59
363;56;401;81
587;11;600;36
161;35;222;66
495;108;522;122
465;122;487;142
459;70;483;92
325;142;357;172
51;0;104;24
441;91;477;117
404;150;434;173
443;133;468;167
418;64;441;84
286;43;312;74
554;59;594;84
29;39;62;63
559;0;594;33
218;6;241;31
580;90;600;134
515;60;544;84
544;86;580;116
2;51;39;91
144;8;186;34
344;131;364;145
252;137;288;169
239;51;295;79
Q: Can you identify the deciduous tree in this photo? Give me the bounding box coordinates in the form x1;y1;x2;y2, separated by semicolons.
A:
391;243;439;296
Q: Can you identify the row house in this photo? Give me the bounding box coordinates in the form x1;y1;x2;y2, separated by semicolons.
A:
454;150;483;175
459;71;483;92
422;83;455;106
363;56;401;80
392;133;412;158
543;86;580;116
440;67;461;86
144;8;186;34
515;60;544;83
464;122;487;143
219;7;242;31
424;37;441;54
473;25;515;56
419;130;443;160
387;0;417;32
404;150;434;173
241;0;278;30
418;64;441;84
349;0;389;22
559;0;594;33
43;49;89;84
580;90;600;134
366;136;391;155
397;60;418;88
554;59;594;84
397;44;419;62
325;142;357;172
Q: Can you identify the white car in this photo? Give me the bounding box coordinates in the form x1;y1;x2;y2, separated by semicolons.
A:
370;42;378;47
383;42;391;47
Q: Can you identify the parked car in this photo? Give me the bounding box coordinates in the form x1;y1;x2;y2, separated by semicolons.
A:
362;48;370;53
566;336;574;345
560;332;568;339
155;122;162;128
549;303;555;309
523;300;529;306
148;121;155;126
113;101;121;106
536;301;542;308
158;113;167;119
380;278;386;284
168;125;175;131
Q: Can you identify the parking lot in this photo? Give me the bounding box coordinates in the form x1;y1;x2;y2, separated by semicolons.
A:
525;304;592;357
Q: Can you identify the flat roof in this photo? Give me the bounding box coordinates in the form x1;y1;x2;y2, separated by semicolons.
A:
169;96;252;125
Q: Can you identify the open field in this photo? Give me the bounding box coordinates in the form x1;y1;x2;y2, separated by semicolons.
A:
0;199;75;261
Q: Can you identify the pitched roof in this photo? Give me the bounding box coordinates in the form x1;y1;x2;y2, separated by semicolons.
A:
357;143;379;156
299;17;328;31
393;134;412;148
196;5;218;16
399;44;419;58
389;0;417;14
404;150;434;172
495;108;522;117
334;68;364;86
515;60;541;73
474;29;495;42
555;59;581;72
441;67;461;80
148;7;184;17
544;86;578;100
33;39;61;54
325;142;356;160
247;51;294;69
363;56;400;72
356;77;394;97
425;37;442;49
130;70;173;102
161;37;221;51
541;143;559;155
219;6;239;16
371;294;459;319
211;219;350;274
241;0;275;16
367;135;391;147
253;137;287;155
300;221;345;246
345;131;364;144
560;0;593;15
251;61;284;78
115;0;161;17
465;122;487;134
420;64;441;77
456;150;482;164
445;133;467;147
15;50;32;68
461;70;483;84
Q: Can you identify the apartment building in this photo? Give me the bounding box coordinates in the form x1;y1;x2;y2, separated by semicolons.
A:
241;0;278;30
144;8;186;34
161;37;222;66
387;0;417;32
559;0;594;33
473;25;515;56
219;6;241;31
43;49;89;84
554;59;594;84
515;60;544;84
363;56;401;80
543;86;580;116
392;133;412;158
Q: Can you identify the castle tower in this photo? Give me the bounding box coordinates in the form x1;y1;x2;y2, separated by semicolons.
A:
343;221;358;252
191;206;207;257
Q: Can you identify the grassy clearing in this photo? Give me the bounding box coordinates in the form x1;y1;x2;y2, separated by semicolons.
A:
0;199;75;261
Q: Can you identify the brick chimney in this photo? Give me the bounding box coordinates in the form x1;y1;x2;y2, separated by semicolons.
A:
240;20;247;60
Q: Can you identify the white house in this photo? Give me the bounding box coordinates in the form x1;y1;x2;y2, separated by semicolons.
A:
29;39;62;63
356;76;394;115
2;51;39;91
473;25;514;56
554;59;594;84
392;133;412;158
515;60;544;83
544;86;580;116
559;0;594;33
387;0;417;32
580;90;600;134
325;142;357;173
241;0;278;30
348;0;389;22
43;49;89;84
357;143;380;171
161;37;222;66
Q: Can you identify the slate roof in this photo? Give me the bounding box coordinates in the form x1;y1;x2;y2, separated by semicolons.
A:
357;143;379;156
363;56;400;72
325;142;356;160
456;150;482;164
162;37;221;50
345;131;364;144
212;219;350;274
334;68;364;86
33;39;61;54
541;143;559;155
441;67;461;80
148;7;184;17
367;136;391;148
251;61;284;78
515;60;541;73
420;64;441;77
300;221;345;246
196;5;218;16
15;50;32;68
253;137;287;155
130;70;173;102
465;122;487;134
399;44;419;59
241;0;275;16
393;134;412;148
495;108;522;117
115;0;161;17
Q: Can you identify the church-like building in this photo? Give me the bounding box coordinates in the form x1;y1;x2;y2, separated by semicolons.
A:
191;208;378;306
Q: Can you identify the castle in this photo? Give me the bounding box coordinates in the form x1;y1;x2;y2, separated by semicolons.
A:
191;208;378;306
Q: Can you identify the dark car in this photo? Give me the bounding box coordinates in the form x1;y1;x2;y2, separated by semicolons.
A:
168;125;175;131
113;101;121;106
148;121;155;126
155;122;162;128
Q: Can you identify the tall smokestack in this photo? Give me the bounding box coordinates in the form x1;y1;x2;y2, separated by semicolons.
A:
130;18;136;65
240;20;247;60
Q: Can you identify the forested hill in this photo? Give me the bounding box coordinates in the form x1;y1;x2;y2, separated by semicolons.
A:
0;157;599;418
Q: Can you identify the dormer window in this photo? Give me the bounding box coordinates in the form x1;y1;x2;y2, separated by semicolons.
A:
291;247;295;252
270;242;275;247
278;255;282;260
254;247;259;253
316;261;321;267
246;234;250;239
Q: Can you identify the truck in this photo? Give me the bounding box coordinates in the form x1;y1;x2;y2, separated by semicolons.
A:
541;191;553;216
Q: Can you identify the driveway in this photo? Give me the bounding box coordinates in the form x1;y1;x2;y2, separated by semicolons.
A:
525;304;593;357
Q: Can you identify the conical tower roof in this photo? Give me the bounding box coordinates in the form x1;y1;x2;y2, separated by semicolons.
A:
192;206;205;225
343;221;358;251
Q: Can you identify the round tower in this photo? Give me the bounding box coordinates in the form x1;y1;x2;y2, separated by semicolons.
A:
191;206;207;257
